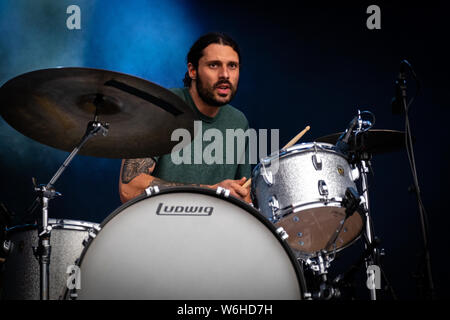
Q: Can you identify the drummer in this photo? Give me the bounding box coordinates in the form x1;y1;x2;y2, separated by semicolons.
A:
119;32;251;204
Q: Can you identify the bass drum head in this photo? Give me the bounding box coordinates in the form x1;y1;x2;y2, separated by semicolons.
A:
74;187;304;300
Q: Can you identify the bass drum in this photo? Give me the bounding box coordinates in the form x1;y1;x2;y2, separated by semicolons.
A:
68;187;305;300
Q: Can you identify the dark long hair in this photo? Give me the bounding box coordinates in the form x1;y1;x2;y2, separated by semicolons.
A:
183;32;241;87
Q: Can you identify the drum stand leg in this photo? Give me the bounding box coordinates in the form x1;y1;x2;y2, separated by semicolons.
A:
28;118;109;300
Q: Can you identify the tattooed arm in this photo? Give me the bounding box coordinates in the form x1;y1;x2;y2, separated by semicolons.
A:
119;158;251;203
119;158;206;203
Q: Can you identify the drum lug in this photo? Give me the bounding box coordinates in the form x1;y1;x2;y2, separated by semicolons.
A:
275;226;289;241
261;161;273;186
312;154;322;171
216;187;231;198
83;225;102;247
145;186;160;197
318;180;329;197
312;142;323;171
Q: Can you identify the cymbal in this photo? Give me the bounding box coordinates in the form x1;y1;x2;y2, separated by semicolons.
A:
314;129;407;154
0;67;197;158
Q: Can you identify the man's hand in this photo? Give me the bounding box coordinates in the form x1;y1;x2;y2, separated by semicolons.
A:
210;177;251;203
119;158;253;205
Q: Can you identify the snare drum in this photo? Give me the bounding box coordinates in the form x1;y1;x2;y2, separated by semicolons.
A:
1;219;99;300
67;187;305;300
251;142;364;258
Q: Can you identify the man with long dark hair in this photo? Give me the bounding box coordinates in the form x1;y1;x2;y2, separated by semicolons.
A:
119;32;251;203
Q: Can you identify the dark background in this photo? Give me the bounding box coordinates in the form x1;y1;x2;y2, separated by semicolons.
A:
0;0;448;299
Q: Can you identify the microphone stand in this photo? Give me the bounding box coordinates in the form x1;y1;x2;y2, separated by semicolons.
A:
396;62;435;299
29;115;108;300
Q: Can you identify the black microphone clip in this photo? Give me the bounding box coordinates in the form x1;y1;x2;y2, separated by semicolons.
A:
335;116;358;154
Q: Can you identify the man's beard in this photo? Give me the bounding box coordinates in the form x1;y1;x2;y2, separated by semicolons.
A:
196;75;238;107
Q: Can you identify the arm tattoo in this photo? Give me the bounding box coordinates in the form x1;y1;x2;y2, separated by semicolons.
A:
148;177;201;188
121;158;155;184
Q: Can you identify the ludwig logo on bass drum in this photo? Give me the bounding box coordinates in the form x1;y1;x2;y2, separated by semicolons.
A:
156;202;213;216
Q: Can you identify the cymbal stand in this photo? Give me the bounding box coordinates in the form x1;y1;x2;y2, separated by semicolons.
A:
357;152;380;300
348;110;382;300
30;117;109;300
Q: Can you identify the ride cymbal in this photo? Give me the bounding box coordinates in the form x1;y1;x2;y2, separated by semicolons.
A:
0;67;197;158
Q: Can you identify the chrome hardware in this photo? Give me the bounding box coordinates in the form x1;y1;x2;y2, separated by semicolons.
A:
305;251;334;275
359;195;367;212
216;187;231;198
312;141;323;170
276;227;289;241
312;154;322;170
261;160;273;186
350;166;360;181
145;186;160;196
303;292;313;300
318;180;329;196
82;225;102;247
38;225;53;237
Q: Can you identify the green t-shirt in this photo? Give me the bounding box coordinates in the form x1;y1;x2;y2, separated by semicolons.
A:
152;87;251;185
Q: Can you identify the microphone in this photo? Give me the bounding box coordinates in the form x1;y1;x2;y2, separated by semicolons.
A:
335;115;359;153
392;60;410;114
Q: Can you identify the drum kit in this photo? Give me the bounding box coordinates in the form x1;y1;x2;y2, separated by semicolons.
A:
0;67;406;300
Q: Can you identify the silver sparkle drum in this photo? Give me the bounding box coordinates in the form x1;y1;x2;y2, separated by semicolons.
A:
1;219;99;300
68;187;305;300
251;142;364;257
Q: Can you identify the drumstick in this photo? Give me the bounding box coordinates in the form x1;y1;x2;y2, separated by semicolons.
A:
242;125;310;189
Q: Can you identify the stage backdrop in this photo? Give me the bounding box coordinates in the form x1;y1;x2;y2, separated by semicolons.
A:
0;0;448;299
